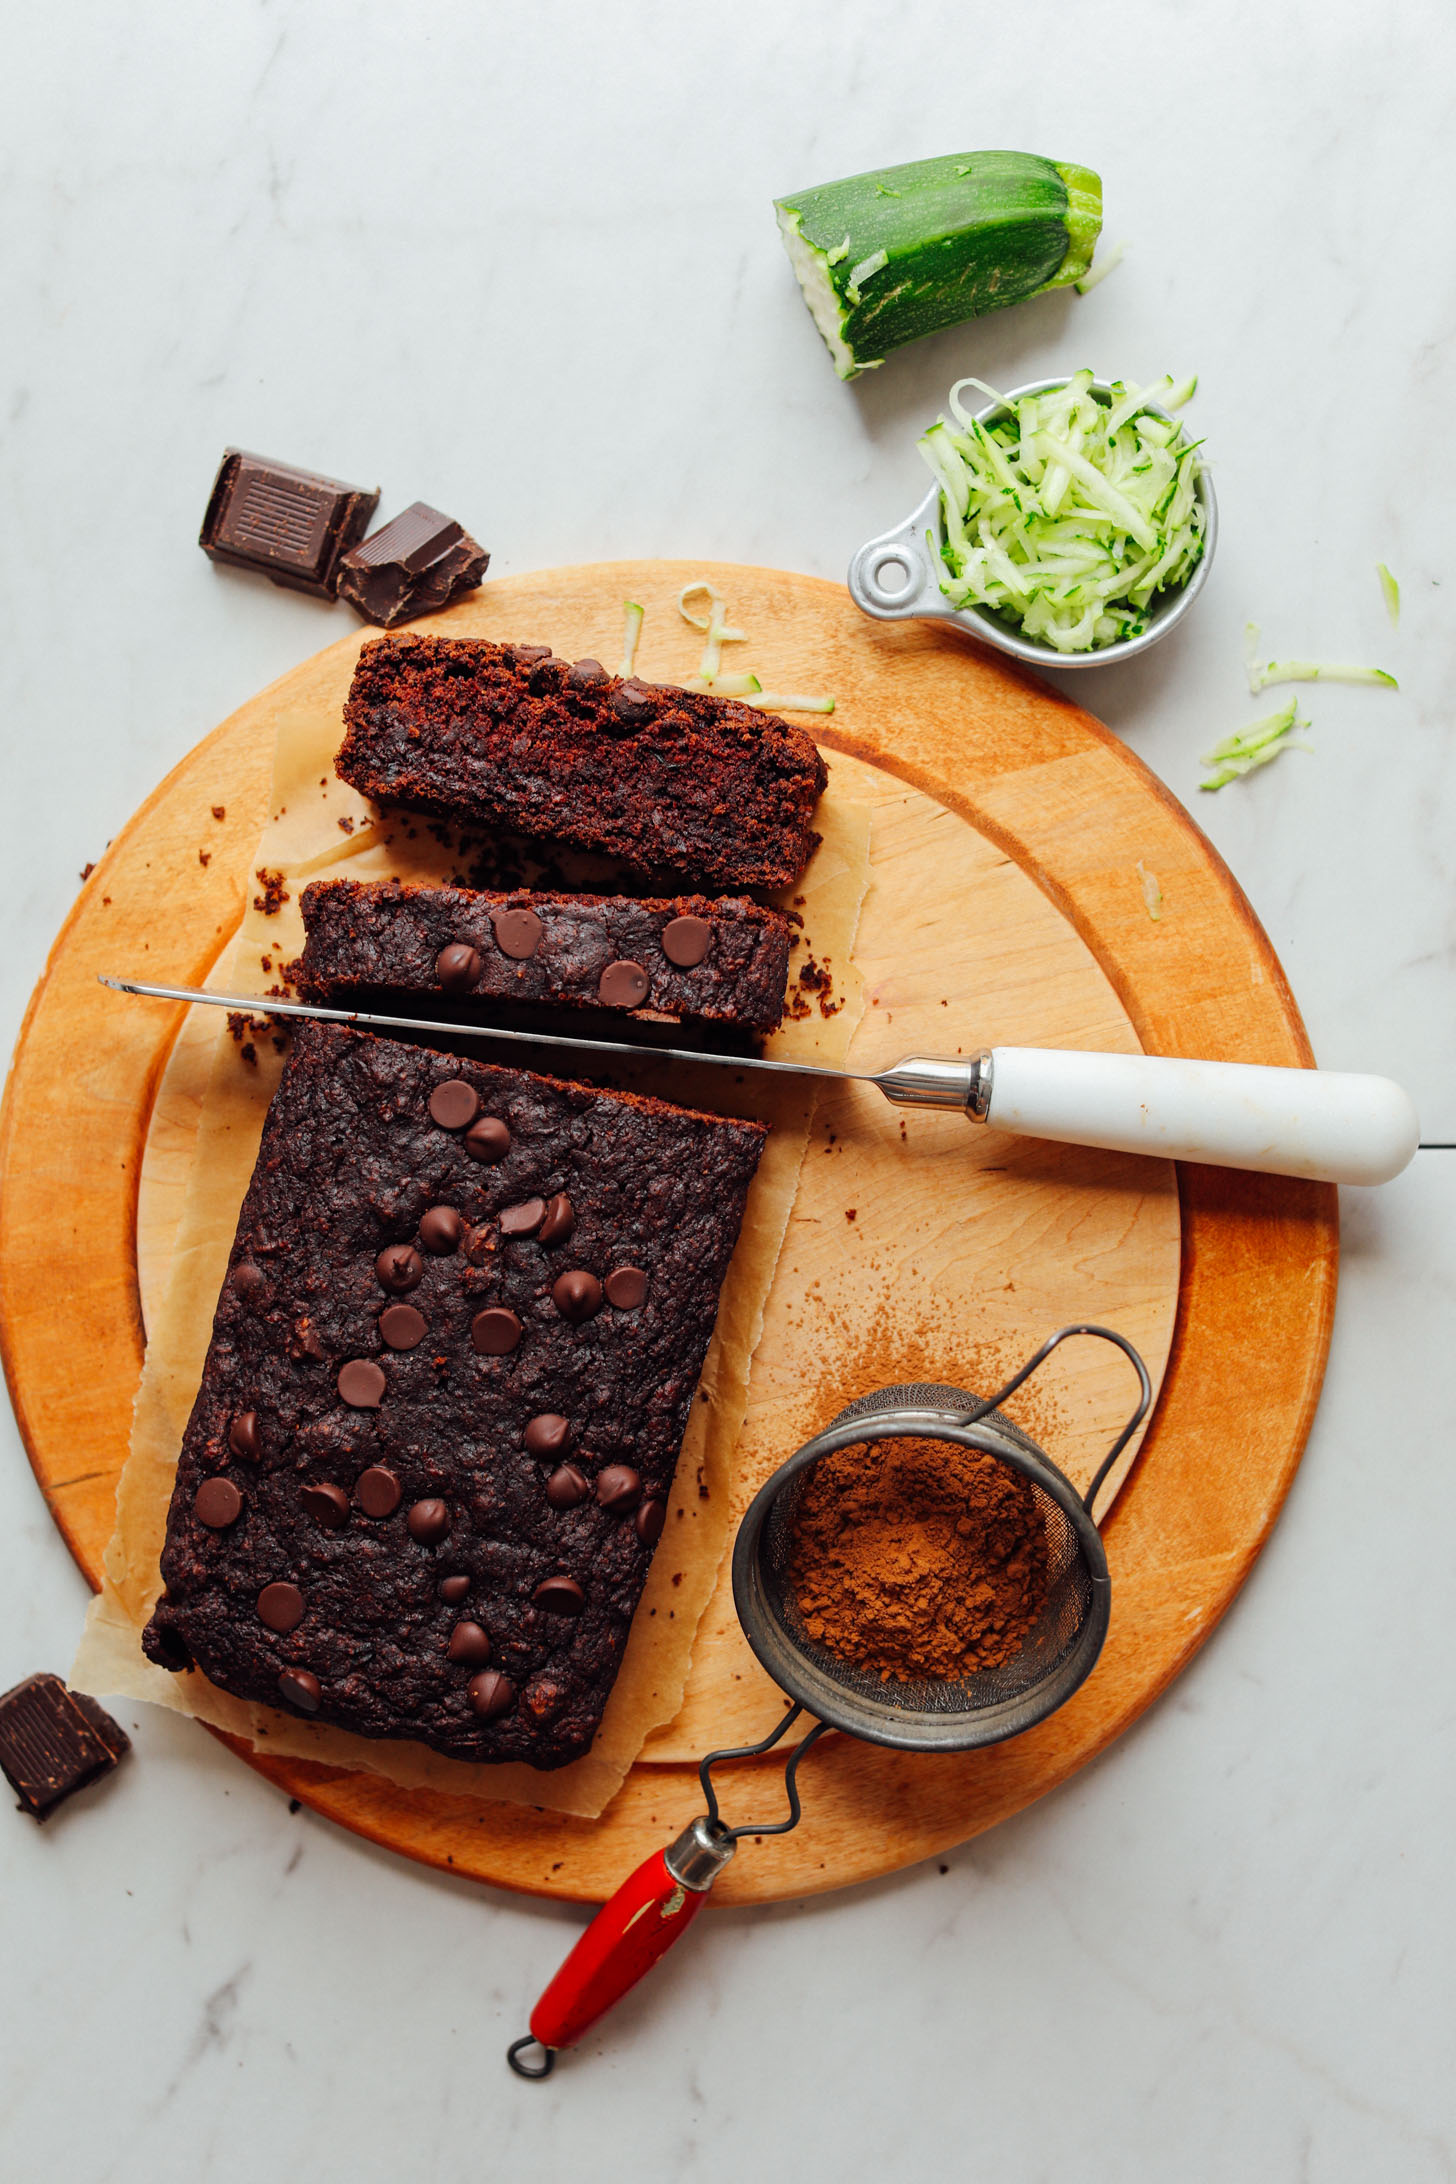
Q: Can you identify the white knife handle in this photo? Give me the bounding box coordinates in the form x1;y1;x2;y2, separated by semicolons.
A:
984;1047;1419;1186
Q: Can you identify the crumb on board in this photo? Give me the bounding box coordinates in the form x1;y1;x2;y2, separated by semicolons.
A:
338;815;355;834
79;862;95;882
253;868;290;916
845;1208;857;1221
211;804;226;821
198;849;211;868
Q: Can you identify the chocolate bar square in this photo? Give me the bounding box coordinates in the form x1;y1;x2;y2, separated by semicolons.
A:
0;1674;130;1821
337;501;489;627
200;449;379;597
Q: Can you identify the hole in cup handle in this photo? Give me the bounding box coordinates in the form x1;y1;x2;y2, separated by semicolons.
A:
847;518;943;620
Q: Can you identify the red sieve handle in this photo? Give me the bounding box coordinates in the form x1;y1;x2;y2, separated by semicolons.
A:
508;1819;733;2074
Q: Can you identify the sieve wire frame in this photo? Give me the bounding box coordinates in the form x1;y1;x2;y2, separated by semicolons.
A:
731;1391;1111;1755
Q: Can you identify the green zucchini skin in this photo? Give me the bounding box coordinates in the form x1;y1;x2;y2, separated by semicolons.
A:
775;151;1102;379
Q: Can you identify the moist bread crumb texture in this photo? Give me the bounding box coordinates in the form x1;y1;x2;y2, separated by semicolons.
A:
335;636;828;889
288;879;795;1035
142;1021;766;1769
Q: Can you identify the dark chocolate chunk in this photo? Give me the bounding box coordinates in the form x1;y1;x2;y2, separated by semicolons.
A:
598;958;650;1009
545;1463;590;1509
662;914;712;968
376;1243;423;1293
611;678;653;723
595;1465;642;1514
337;1358;386;1408
499;1196;545;1238
407;1498;452;1545
300;1483;350;1530
429;1079;480;1130
537;1192;575;1247
492;906;543;960
435;942;482;991
228;1411;262;1460
465;1115;511;1163
513;645;552;664
553;1270;602;1323
567;658;607;686
200;449;378;598
336;501;489;628
605;1266;648;1311
447;1620;491;1665
0;1674;130;1821
438;1574;471;1605
355;1466;402;1519
533;1575;586;1616
257;1582;306;1634
231;1262;269;1302
635;1499;666;1546
418;1205;463;1254
277;1668;322;1714
195;1477;243;1528
468;1669;515;1719
379;1303;428;1351
523;1413;570;1457
471;1306;522;1355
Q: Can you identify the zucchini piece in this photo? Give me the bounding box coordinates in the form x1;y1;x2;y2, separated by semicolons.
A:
775;150;1102;379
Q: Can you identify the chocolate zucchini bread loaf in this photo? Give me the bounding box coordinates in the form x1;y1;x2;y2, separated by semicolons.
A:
142;1021;767;1768
335;636;828;889
288;880;794;1035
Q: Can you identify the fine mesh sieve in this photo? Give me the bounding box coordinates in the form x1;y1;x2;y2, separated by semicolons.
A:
730;1325;1152;1753
510;1324;1154;2077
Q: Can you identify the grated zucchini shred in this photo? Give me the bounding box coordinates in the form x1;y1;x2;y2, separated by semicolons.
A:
918;368;1207;652
619;600;644;678
1250;658;1397;692
1199;698;1312;791
1136;860;1163;920
1075;240;1126;296
1377;563;1400;627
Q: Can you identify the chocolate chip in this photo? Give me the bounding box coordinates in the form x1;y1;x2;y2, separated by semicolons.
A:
605;1266;648;1310
231;1261;269;1302
438;1574;471;1605
545;1463;590;1509
465;1115;511;1163
532;1575;586;1616
300;1483;350;1530
598;958;650;1008
435;942;482;991
429;1078;480;1130
195;1477;243;1528
523;1413;570;1457
407;1497;451;1545
467;1669;515;1719
537;1192;575;1247
553;1269;602;1323
354;1465;402;1518
491;906;543;960
337;1358;386;1408
228;1411;261;1460
418;1205;463;1254
595;1465;643;1514
635;1499;666;1546
447;1620;491;1665
379;1303;428;1351
513;644;552;664
661;914;712;967
567;657;607;686
499;1196;546;1237
612;678;653;723
277;1668;321;1714
471;1306;522;1355
257;1581;305;1633
376;1244;424;1292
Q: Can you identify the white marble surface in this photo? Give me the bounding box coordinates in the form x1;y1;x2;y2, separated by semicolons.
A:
3;4;1454;2177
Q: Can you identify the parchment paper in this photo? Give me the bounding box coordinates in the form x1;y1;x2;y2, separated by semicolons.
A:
73;639;869;1818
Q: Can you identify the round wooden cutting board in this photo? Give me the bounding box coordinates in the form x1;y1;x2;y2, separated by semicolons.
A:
0;561;1336;1904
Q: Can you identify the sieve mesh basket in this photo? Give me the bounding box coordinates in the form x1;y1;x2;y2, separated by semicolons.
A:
731;1329;1151;1753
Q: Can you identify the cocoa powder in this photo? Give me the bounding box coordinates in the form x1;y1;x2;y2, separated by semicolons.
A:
787;1436;1051;1681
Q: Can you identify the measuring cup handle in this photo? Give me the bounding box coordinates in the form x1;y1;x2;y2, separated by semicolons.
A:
508;1821;732;2075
